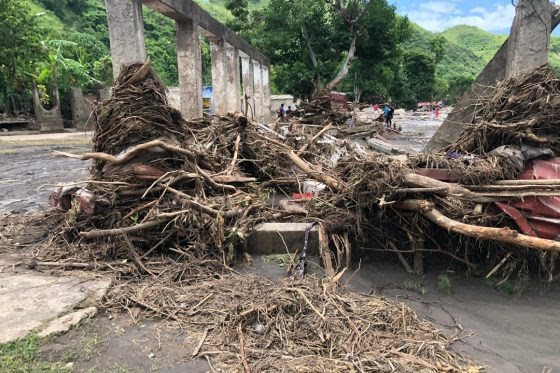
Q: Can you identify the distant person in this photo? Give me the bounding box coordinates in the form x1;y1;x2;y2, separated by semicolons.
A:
277;103;285;121
373;103;379;113
384;104;394;128
435;107;441;119
287;105;293;116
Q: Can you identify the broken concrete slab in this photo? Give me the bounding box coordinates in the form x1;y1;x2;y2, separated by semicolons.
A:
0;272;110;343
247;223;319;255
367;137;407;155
38;306;97;338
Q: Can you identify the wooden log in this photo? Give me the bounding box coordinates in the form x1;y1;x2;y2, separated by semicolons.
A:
397;199;560;253
286;151;345;191
494;179;560;185
80;217;172;239
52;139;197;164
318;224;335;277
404;173;501;202
466;184;560;191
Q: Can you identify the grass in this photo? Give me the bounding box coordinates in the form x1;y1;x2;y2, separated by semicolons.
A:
437;274;453;295
262;254;295;268
82;333;106;360
0;335;71;373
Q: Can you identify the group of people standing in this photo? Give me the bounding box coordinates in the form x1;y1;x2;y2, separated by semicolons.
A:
277;103;293;121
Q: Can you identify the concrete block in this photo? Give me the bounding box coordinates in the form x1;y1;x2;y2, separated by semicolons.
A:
70;87;91;129
38;307;97;338
247;223;319;255
0;272;110;344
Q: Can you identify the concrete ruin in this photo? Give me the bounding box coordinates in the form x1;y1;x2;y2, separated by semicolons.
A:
424;3;560;153
105;0;271;121
31;83;64;132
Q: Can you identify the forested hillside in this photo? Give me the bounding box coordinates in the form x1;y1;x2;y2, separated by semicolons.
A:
3;0;559;117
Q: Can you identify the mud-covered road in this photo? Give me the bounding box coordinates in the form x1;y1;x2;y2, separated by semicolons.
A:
0;133;90;213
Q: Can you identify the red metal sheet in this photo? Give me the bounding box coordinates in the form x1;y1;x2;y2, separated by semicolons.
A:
496;158;560;240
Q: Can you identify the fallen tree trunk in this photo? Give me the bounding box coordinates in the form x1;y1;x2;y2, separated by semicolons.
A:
403;173;499;202
397;199;560;253
52;139;197;164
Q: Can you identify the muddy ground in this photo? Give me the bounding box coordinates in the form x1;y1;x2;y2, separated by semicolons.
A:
0;132;91;213
1;123;560;372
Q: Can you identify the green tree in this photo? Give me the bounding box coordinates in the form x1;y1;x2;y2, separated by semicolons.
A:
225;0;249;31
241;0;406;99
403;49;437;104
0;0;42;114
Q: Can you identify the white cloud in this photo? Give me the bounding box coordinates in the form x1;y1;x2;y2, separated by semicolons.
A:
419;1;461;15
469;7;486;15
406;3;515;33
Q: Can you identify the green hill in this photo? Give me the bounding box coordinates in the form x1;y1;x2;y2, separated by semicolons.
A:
441;24;560;71
442;25;506;62
403;23;486;81
13;0;560;107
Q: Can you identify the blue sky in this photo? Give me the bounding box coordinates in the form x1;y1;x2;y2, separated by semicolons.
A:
390;0;560;35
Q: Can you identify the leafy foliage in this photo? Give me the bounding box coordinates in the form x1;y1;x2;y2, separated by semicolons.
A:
0;0;43;114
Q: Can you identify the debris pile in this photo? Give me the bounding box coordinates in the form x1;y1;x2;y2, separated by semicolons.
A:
449;65;560;154
108;272;471;372
33;62;560;371
36;62;478;371
51;63;284;261
290;90;352;126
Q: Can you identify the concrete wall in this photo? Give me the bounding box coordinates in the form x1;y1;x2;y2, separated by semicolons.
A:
32;84;64;132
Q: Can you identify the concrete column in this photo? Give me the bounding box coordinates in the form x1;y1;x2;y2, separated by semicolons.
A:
262;65;271;120
252;61;264;121
241;57;255;118
506;0;552;79
176;19;203;119
70;87;88;128
226;46;241;113
210;38;228;115
105;0;147;80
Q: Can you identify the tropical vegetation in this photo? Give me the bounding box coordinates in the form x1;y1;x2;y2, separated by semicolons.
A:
2;0;560;117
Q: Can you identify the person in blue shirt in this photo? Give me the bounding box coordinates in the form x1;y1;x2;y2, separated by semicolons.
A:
383;103;394;128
